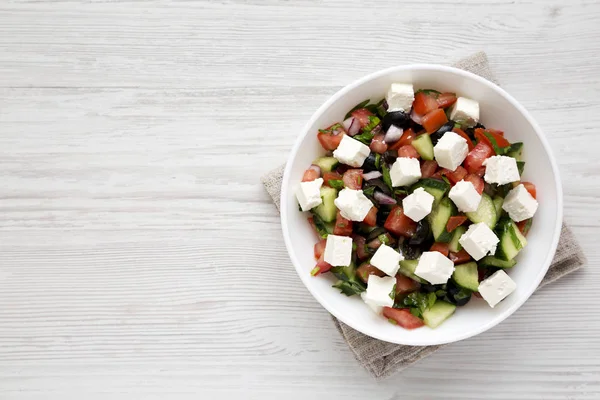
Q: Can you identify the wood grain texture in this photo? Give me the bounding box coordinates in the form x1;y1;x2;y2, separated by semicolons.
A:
0;0;599;398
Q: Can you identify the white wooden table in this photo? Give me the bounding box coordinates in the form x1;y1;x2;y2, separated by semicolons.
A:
0;1;599;398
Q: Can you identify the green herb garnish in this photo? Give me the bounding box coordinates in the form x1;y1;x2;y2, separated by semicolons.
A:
328;179;344;190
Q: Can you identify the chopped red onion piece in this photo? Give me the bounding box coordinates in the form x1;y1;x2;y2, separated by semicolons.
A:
342;117;354;131
342;117;360;136
362;171;383;180
410;109;423;125
374;191;397;205
384;125;403;143
308;164;321;175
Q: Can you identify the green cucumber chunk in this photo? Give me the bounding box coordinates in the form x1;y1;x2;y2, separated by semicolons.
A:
466;193;497;229
428;197;456;243
494;217;528;260
411;134;435;161
448;225;467;253
422;300;457;328
506;142;524;160
312;156;339;173
313;186;337;222
412;178;450;207
399;259;427;284
492;196;504;217
452;262;479;291
478;256;517;268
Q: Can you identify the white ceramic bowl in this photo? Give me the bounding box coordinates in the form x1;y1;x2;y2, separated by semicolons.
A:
280;65;562;346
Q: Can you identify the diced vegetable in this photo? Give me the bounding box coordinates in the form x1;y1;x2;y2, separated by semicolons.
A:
452;262;479;291
333;211;353;236
398;144;420;159
411;178;450;207
449;249;471;264
422;300;456;328
313;186;338;222
411;134;435;160
494;216;528;261
466;193;498;229
383;307;425;329
478;256;517;269
413;91;439;115
398;259;427;284
448;225;467;253
312;156;339;173
464;141;494;174
422;108;448;134
430;242;450;257
356;262;385;283
342;169;363;190
428;197;456;243
446;215;468;232
384;206;417;238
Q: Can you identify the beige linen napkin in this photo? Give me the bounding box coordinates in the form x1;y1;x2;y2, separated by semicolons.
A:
261;52;586;380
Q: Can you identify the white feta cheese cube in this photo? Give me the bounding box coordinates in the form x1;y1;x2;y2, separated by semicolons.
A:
370;244;404;277
402;187;435;222
334;188;374;221
459;222;500;261
414;251;455;285
433;131;469;171
363;275;396;308
448;180;482;212
386;83;415;112
483;155;520;185
361;292;383;315
390;157;421;187
323;234;353;266
449;97;480;128
502;184;539;222
478;270;517;308
295;178;324;211
332;135;371;168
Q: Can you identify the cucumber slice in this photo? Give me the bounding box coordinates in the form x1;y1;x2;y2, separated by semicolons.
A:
422;300;456;328
466;193;497;229
478;256;517;268
494;217;528;261
506;142;524;160
428;197;456;243
452;262;479;291
411;134;434;160
399;259;427;284
492;196;504;217
448;225;467;253
412;178;450;207
517;161;525;175
312;156;339;173
313;186;337;222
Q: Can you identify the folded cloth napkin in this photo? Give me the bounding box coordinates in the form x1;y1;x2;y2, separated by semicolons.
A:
261;51;587;380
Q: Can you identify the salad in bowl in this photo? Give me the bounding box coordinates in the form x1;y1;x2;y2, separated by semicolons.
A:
280;65;561;345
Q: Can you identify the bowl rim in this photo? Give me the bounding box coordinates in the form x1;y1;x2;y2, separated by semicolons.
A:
280;64;563;345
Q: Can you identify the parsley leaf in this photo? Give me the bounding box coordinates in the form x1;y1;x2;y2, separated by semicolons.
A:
310;213;331;239
353;131;375;145
363;185;375;197
363;115;381;132
332;280;366;296
402;292;436;314
381;163;393;191
483;131;511;155
328;179;344;190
